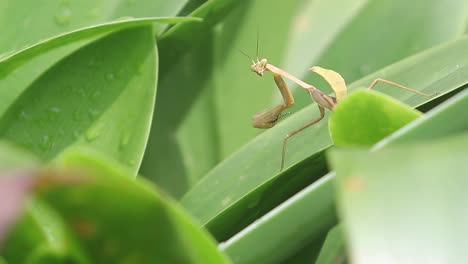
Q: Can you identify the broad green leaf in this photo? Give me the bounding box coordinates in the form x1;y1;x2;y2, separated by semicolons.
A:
329;90;422;146
315;225;346;264
0;27;157;174
140;34;218;198
141;0;243;197
37;147;230;264
0;1;191;100
329;134;468;263
220;174;336;263
372;88;468;148
0;141;38;169
158;0;241;66
280;236;327;264
0;17;201;79
0;145;86;264
181;36;468;241
0;0;188;55
220;88;468;264
3;200;88;264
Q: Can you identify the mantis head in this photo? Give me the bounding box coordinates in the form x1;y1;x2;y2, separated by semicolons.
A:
250;58;268;77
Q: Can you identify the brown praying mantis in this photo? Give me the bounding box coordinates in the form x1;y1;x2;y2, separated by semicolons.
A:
241;43;434;171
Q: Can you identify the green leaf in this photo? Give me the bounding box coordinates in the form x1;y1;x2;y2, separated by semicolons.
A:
0;27;157;174
0;17;201;79
315;225;346;264
3;200;89;264
0;0;188;55
220;174;336;263
141;0;243;197
37;147;231;264
0;141;39;169
328;133;468;263
181;36;468;240
0;145;86;264
329;90;422;146
0;1;193;152
372;88;468;148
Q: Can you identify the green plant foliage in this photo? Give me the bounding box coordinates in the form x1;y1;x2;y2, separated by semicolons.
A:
0;27;156;174
329;133;468;263
0;141;38;169
3;200;88;264
37;148;230;264
329;90;422;146
180;37;468;241
0;1;467;263
0;145;84;264
0;17;200;78
315;225;346;264
220;174;336;263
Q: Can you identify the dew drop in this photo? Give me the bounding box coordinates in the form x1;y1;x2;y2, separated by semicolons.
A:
17;111;28;121
50;107;61;113
48;107;61;121
88;108;101;118
54;6;72;26
105;73;115;81
39;135;52;151
90;90;101;102
119;131;131;149
85;122;105;141
247;195;261;209
88;8;99;19
87;59;95;67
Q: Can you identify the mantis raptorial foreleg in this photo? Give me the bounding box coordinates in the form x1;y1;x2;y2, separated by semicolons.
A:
252;73;295;128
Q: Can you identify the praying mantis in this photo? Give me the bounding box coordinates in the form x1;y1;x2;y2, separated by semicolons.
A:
241;41;434;171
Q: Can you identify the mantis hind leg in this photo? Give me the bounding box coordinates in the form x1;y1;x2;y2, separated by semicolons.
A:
281;105;325;171
367;78;435;97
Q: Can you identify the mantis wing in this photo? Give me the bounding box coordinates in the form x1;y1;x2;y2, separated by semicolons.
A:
309;66;347;103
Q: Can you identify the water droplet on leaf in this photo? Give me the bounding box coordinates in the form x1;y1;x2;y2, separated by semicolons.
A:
85;123;105;141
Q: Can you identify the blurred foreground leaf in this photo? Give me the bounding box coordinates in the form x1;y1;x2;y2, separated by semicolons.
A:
329;90;422;146
329;133;468;264
34;148;231;263
315;225;346;264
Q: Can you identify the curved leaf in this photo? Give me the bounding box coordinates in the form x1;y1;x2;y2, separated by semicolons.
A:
0;27;157;174
329;90;422;146
0;0;188;55
38;148;231;264
329;134;468;264
0;17;200;78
